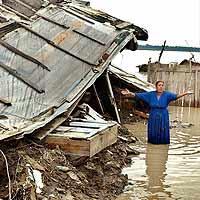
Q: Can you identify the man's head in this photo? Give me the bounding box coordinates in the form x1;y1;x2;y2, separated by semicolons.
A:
155;80;164;93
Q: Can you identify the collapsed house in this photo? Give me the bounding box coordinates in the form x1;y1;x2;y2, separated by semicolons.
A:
0;0;149;156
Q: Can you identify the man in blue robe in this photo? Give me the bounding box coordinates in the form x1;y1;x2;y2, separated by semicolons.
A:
121;81;193;144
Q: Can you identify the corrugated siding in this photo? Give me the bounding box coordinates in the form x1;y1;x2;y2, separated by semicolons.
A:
109;65;155;92
0;6;123;130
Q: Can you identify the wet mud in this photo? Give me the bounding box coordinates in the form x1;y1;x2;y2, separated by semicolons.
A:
0;126;138;200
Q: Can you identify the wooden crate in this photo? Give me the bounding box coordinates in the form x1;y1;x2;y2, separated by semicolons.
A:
44;123;118;157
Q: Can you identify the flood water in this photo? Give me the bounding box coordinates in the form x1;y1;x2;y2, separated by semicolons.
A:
117;106;200;200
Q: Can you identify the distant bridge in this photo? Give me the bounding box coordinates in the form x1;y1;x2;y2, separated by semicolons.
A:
138;44;200;52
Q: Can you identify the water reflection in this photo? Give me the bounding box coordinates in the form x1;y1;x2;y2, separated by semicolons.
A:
146;144;172;199
117;107;200;200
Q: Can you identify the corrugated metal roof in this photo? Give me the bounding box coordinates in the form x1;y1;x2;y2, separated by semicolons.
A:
0;3;143;141
2;0;91;18
2;0;42;17
109;64;155;92
0;4;30;37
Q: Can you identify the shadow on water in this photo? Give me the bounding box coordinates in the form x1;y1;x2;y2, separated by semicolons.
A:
116;106;200;200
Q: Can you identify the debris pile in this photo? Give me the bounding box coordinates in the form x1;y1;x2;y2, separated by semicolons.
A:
0;1;150;199
0;126;138;200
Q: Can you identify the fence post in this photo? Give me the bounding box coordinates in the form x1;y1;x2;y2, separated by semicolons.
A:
194;69;198;107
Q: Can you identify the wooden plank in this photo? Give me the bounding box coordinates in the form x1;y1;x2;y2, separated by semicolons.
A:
73;29;106;45
87;104;105;122
45;136;90;156
92;84;104;114
147;62;151;82
55;128;103;139
50;132;89;138
45;124;118;157
194;69;198;107
106;72;121;123
52;126;103;139
69;121;105;128
198;71;200;107
0;22;19;38
36;13;70;29
67;118;110;124
89;124;118;157
55;126;73;132
66;127;96;133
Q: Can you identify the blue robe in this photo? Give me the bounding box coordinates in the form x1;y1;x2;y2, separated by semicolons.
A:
135;91;177;144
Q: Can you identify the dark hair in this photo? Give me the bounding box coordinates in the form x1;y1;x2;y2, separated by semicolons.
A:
155;80;164;87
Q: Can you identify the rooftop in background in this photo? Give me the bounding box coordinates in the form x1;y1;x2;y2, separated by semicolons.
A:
111;49;200;75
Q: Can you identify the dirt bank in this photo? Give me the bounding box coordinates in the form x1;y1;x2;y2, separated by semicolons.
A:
0;126;139;200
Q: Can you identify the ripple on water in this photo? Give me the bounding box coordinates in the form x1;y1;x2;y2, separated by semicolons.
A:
118;106;200;200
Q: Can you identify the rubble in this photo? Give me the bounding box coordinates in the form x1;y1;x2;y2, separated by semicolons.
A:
0;0;148;142
0;0;151;199
0;125;139;200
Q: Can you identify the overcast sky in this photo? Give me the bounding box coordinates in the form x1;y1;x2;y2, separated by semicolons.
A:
89;0;200;72
89;0;200;46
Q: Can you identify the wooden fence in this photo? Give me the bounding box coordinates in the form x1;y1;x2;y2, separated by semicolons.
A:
148;63;200;107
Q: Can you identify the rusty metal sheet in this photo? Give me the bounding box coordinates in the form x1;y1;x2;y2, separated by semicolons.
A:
0;4;137;141
3;0;36;17
109;64;155;92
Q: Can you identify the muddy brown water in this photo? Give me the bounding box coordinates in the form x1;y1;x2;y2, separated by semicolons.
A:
117;106;200;200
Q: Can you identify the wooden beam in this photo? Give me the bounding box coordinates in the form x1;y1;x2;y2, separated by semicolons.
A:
194;69;198;107
92;84;104;114
55;126;73;132
73;29;105;45
0;4;32;21
36;13;70;29
69;121;105;128
0;61;44;93
0;39;50;72
106;71;121;123
158;40;166;62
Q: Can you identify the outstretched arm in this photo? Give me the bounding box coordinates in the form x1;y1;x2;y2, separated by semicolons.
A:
121;89;150;105
176;91;193;100
121;89;135;98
